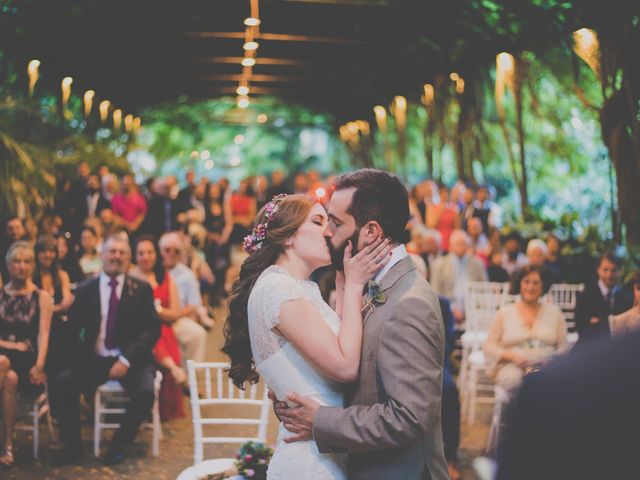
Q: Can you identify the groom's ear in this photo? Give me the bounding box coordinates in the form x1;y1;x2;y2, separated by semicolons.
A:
362;220;384;245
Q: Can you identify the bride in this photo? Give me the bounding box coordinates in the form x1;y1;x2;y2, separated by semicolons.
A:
223;193;391;479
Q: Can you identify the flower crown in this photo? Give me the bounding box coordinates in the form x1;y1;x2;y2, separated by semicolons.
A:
243;194;288;254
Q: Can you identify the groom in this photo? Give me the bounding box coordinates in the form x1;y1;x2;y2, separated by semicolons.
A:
277;169;449;479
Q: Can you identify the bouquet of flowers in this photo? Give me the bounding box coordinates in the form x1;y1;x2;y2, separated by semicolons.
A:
234;442;273;479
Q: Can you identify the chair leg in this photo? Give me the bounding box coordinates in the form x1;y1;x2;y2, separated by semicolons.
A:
94;390;101;458
468;367;477;426
152;400;160;457
33;402;39;459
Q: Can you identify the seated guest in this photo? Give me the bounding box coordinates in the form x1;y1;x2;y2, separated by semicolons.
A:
526;238;561;285
484;265;567;396
467;217;490;263
139;178;180;240
78;225;102;278
158;233;209;364
610;271;640;337
487;248;510;283
130;236;191;421
56;232;85;285
431;229;487;323
497;328;640;480
111;174;147;238
53;235;160;466
502;231;527;277
545;233;566;282
426;185;459;253
1;217;28;283
575;252;632;348
407;225;441;281
0;242;52;467
33;235;77;417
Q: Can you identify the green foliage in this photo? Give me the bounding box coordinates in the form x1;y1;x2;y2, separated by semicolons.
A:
0;62;132;217
140;96;345;180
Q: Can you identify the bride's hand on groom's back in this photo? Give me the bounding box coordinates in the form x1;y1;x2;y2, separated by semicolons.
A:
343;237;393;288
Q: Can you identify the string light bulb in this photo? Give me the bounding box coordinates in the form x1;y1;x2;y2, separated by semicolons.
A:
27;59;40;97
83;90;95;117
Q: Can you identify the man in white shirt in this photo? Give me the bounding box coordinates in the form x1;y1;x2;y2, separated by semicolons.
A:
159;232;209;364
53;235;160;466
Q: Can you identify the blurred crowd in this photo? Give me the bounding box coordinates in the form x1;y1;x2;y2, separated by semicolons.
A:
0;162;639;471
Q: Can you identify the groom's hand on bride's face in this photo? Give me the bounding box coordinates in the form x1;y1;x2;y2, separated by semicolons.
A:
278;393;320;443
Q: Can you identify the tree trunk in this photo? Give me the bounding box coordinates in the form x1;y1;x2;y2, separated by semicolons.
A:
600;89;640;245
515;58;529;215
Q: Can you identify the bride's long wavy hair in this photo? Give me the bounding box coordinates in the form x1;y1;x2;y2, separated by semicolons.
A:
222;194;317;389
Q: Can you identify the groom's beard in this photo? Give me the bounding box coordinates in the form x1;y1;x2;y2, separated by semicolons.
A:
327;230;361;271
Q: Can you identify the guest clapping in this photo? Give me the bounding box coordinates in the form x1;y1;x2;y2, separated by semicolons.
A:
484;265;566;395
0;242;52;467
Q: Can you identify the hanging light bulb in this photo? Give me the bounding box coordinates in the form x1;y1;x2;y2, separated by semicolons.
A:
61;77;73;107
124;114;134;132
236;85;250;96
573;28;600;75
243;41;259;51
113;109;122;129
392;96;407;131
99;100;111;123
244;17;261;27
83;90;95;118
241;57;256;67
373;105;388;133
422;84;435;106
27;59;40;97
237;96;250;108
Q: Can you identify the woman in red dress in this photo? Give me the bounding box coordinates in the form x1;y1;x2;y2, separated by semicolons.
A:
427;185;460;253
130;236;197;421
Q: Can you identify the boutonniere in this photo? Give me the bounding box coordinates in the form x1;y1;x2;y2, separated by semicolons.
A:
362;280;386;314
125;277;139;296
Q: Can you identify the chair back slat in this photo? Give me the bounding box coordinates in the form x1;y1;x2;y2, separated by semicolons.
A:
186;361;271;465
216;367;223;399
465;282;511;332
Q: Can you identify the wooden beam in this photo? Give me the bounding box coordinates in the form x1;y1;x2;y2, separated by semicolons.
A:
197;74;303;82
185;31;372;44
196;56;315;66
196;86;306;95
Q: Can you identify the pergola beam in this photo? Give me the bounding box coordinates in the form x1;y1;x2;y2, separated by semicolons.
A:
185;31;372;44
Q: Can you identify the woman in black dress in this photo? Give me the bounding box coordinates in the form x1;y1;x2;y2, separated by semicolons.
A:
34;235;77;419
204;182;233;305
0;241;52;466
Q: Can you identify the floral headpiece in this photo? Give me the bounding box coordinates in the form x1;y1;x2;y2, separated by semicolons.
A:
243;194;288;254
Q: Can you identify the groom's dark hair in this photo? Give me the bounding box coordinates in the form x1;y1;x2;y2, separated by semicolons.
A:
334;169;410;243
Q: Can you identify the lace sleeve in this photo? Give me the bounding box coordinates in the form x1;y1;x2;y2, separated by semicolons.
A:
248;269;307;364
261;273;305;330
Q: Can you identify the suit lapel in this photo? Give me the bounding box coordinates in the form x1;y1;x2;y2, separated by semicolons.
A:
379;256;415;293
85;278;102;346
363;256;416;327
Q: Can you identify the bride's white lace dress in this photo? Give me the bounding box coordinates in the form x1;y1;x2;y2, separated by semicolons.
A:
248;265;347;480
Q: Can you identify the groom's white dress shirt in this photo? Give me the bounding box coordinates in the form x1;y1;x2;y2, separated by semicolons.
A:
374;244;408;283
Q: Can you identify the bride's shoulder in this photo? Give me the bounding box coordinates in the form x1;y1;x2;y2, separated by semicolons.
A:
252;265;303;295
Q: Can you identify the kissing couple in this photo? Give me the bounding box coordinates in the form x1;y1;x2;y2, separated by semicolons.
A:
223;169;449;480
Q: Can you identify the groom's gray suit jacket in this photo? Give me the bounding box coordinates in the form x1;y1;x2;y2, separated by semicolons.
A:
313;256;449;480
